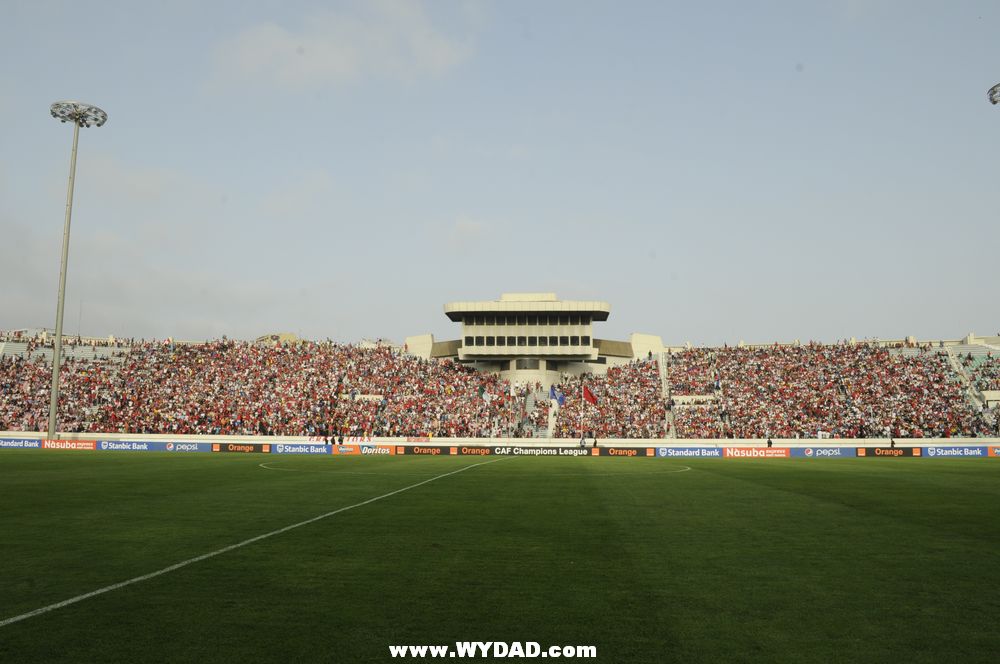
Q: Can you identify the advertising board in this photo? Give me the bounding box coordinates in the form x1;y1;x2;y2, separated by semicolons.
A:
211;443;271;454
790;447;853;458
723;447;791;459
273;443;332;455
41;440;95;451
656;447;723;458
359;444;394;456
856;447;920;457
330;444;394;455
594;447;655;457
452;446;492;456
399;445;451;455
165;442;213;453
924;446;987;458
0;438;42;449
458;446;593;456
96;441;171;452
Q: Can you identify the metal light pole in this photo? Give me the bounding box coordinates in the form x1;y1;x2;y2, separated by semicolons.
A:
989;84;1000;105
46;101;107;439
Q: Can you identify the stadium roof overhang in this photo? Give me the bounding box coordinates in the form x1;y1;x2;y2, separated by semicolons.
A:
444;293;611;322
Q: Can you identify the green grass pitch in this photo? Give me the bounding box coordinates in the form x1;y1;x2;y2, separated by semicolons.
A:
1;451;998;662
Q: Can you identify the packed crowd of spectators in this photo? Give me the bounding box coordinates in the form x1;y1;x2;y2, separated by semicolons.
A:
0;353;119;432
528;397;550;433
668;344;994;438
0;339;528;437
667;347;719;395
552;359;665;438
671;405;725;438
3;332;997;440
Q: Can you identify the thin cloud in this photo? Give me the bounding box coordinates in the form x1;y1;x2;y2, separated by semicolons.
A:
212;0;472;91
448;216;489;251
258;170;338;220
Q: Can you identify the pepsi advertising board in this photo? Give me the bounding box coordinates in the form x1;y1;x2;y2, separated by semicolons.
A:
164;442;214;453
790;447;854;458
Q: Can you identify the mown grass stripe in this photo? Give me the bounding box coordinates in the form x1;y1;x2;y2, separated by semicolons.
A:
0;457;508;629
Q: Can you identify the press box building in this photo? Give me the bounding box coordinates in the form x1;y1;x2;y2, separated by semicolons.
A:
404;293;664;388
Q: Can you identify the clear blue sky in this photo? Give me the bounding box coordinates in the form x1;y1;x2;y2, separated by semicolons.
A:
1;0;997;346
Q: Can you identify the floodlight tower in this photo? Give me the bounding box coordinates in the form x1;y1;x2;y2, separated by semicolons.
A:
46;101;108;440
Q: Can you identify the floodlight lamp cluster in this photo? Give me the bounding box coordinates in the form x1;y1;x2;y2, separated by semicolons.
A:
989;84;1000;106
50;101;108;127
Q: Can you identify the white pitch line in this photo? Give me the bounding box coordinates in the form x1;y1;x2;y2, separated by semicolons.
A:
259;462;299;471
0;457;509;629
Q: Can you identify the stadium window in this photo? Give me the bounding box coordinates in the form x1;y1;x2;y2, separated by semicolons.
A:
497;336;506;346
570;315;580;325
516;315;526;326
485;316;495;325
528;336;537;346
527;315;537;325
538;336;548;347
517;336;527;347
475;336;485;346
507;336;516;346
582;336;590;346
571;336;580;346
560;315;569;325
559;336;569;346
464;336;473;346
549;336;558;346
486;336;495;346
547;361;560;371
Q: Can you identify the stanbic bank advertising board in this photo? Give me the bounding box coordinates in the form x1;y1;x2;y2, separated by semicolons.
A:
924;446;988;457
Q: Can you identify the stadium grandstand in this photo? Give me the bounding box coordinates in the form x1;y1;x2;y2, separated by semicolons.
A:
2;297;998;439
